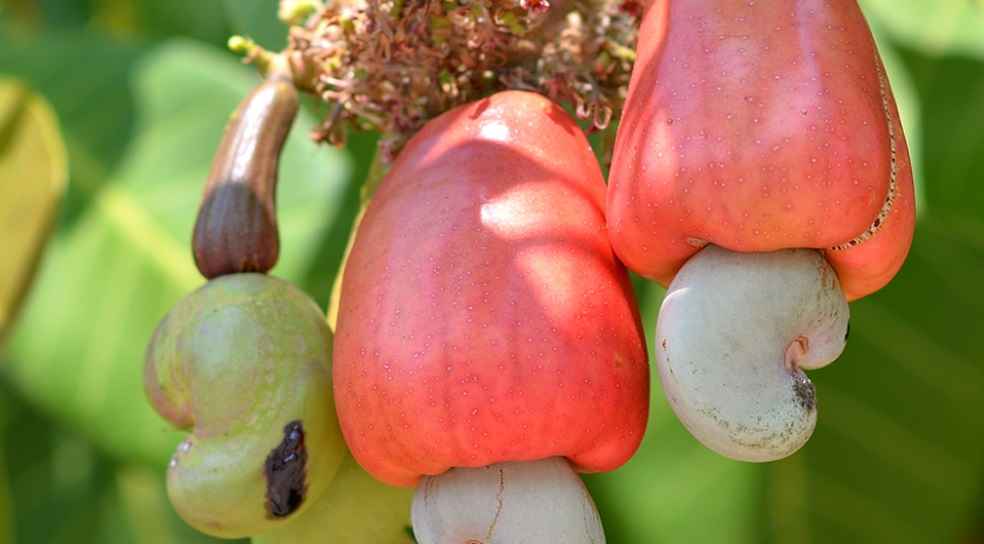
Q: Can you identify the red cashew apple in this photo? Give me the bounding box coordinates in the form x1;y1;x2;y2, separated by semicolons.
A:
334;91;649;541
607;1;915;460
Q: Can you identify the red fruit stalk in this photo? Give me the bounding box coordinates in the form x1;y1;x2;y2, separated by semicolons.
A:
609;0;914;300
334;91;649;540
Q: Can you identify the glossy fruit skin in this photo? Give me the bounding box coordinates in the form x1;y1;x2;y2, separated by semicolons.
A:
608;0;915;300
144;274;345;538
333;91;650;487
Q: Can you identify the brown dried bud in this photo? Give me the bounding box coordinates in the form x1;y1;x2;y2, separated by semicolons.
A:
192;75;299;279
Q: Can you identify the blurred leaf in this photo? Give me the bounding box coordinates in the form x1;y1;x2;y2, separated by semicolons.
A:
301;127;378;311
128;1;230;46
116;464;238;544
112;0;286;51
220;0;288;52
588;34;984;544
0;429;9;544
2;0;277;51
0;0;42;37
0;376;229;543
861;0;984;58
30;0;91;29
0;80;66;340
0;376;123;543
1;39;354;467
0;30;143;228
901;53;984;223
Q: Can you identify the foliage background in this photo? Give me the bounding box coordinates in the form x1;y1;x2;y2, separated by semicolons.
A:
0;1;982;542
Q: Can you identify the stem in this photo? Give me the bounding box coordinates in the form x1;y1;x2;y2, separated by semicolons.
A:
228;36;278;76
227;36;319;92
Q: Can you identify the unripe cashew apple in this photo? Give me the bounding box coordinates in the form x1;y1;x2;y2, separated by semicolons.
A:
609;0;915;299
334;91;649;540
145;274;346;538
608;0;915;461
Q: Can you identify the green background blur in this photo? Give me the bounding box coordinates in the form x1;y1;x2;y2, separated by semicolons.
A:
1;1;982;542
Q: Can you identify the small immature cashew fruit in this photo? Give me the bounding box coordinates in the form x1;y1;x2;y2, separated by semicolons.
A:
144;274;345;538
657;246;849;461
192;72;299;279
412;457;605;544
334;91;649;541
608;1;916;459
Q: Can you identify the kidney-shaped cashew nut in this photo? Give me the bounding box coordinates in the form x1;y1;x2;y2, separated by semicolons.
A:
656;246;849;462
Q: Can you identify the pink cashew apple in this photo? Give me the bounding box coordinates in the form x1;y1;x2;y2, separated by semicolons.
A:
608;0;915;461
334;91;649;541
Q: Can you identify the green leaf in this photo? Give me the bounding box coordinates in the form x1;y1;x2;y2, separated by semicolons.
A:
1;0;285;54
0;80;67;341
129;1;232;47
0;386;126;543
220;0;288;52
0;430;10;544
116;464;242;544
0;378;230;543
588;40;984;544
0;30;144;227
1;39;355;467
861;0;984;58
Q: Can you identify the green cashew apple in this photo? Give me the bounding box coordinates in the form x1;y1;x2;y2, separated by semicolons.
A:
144;273;346;538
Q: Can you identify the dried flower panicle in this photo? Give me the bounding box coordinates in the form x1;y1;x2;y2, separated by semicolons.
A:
275;0;639;159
